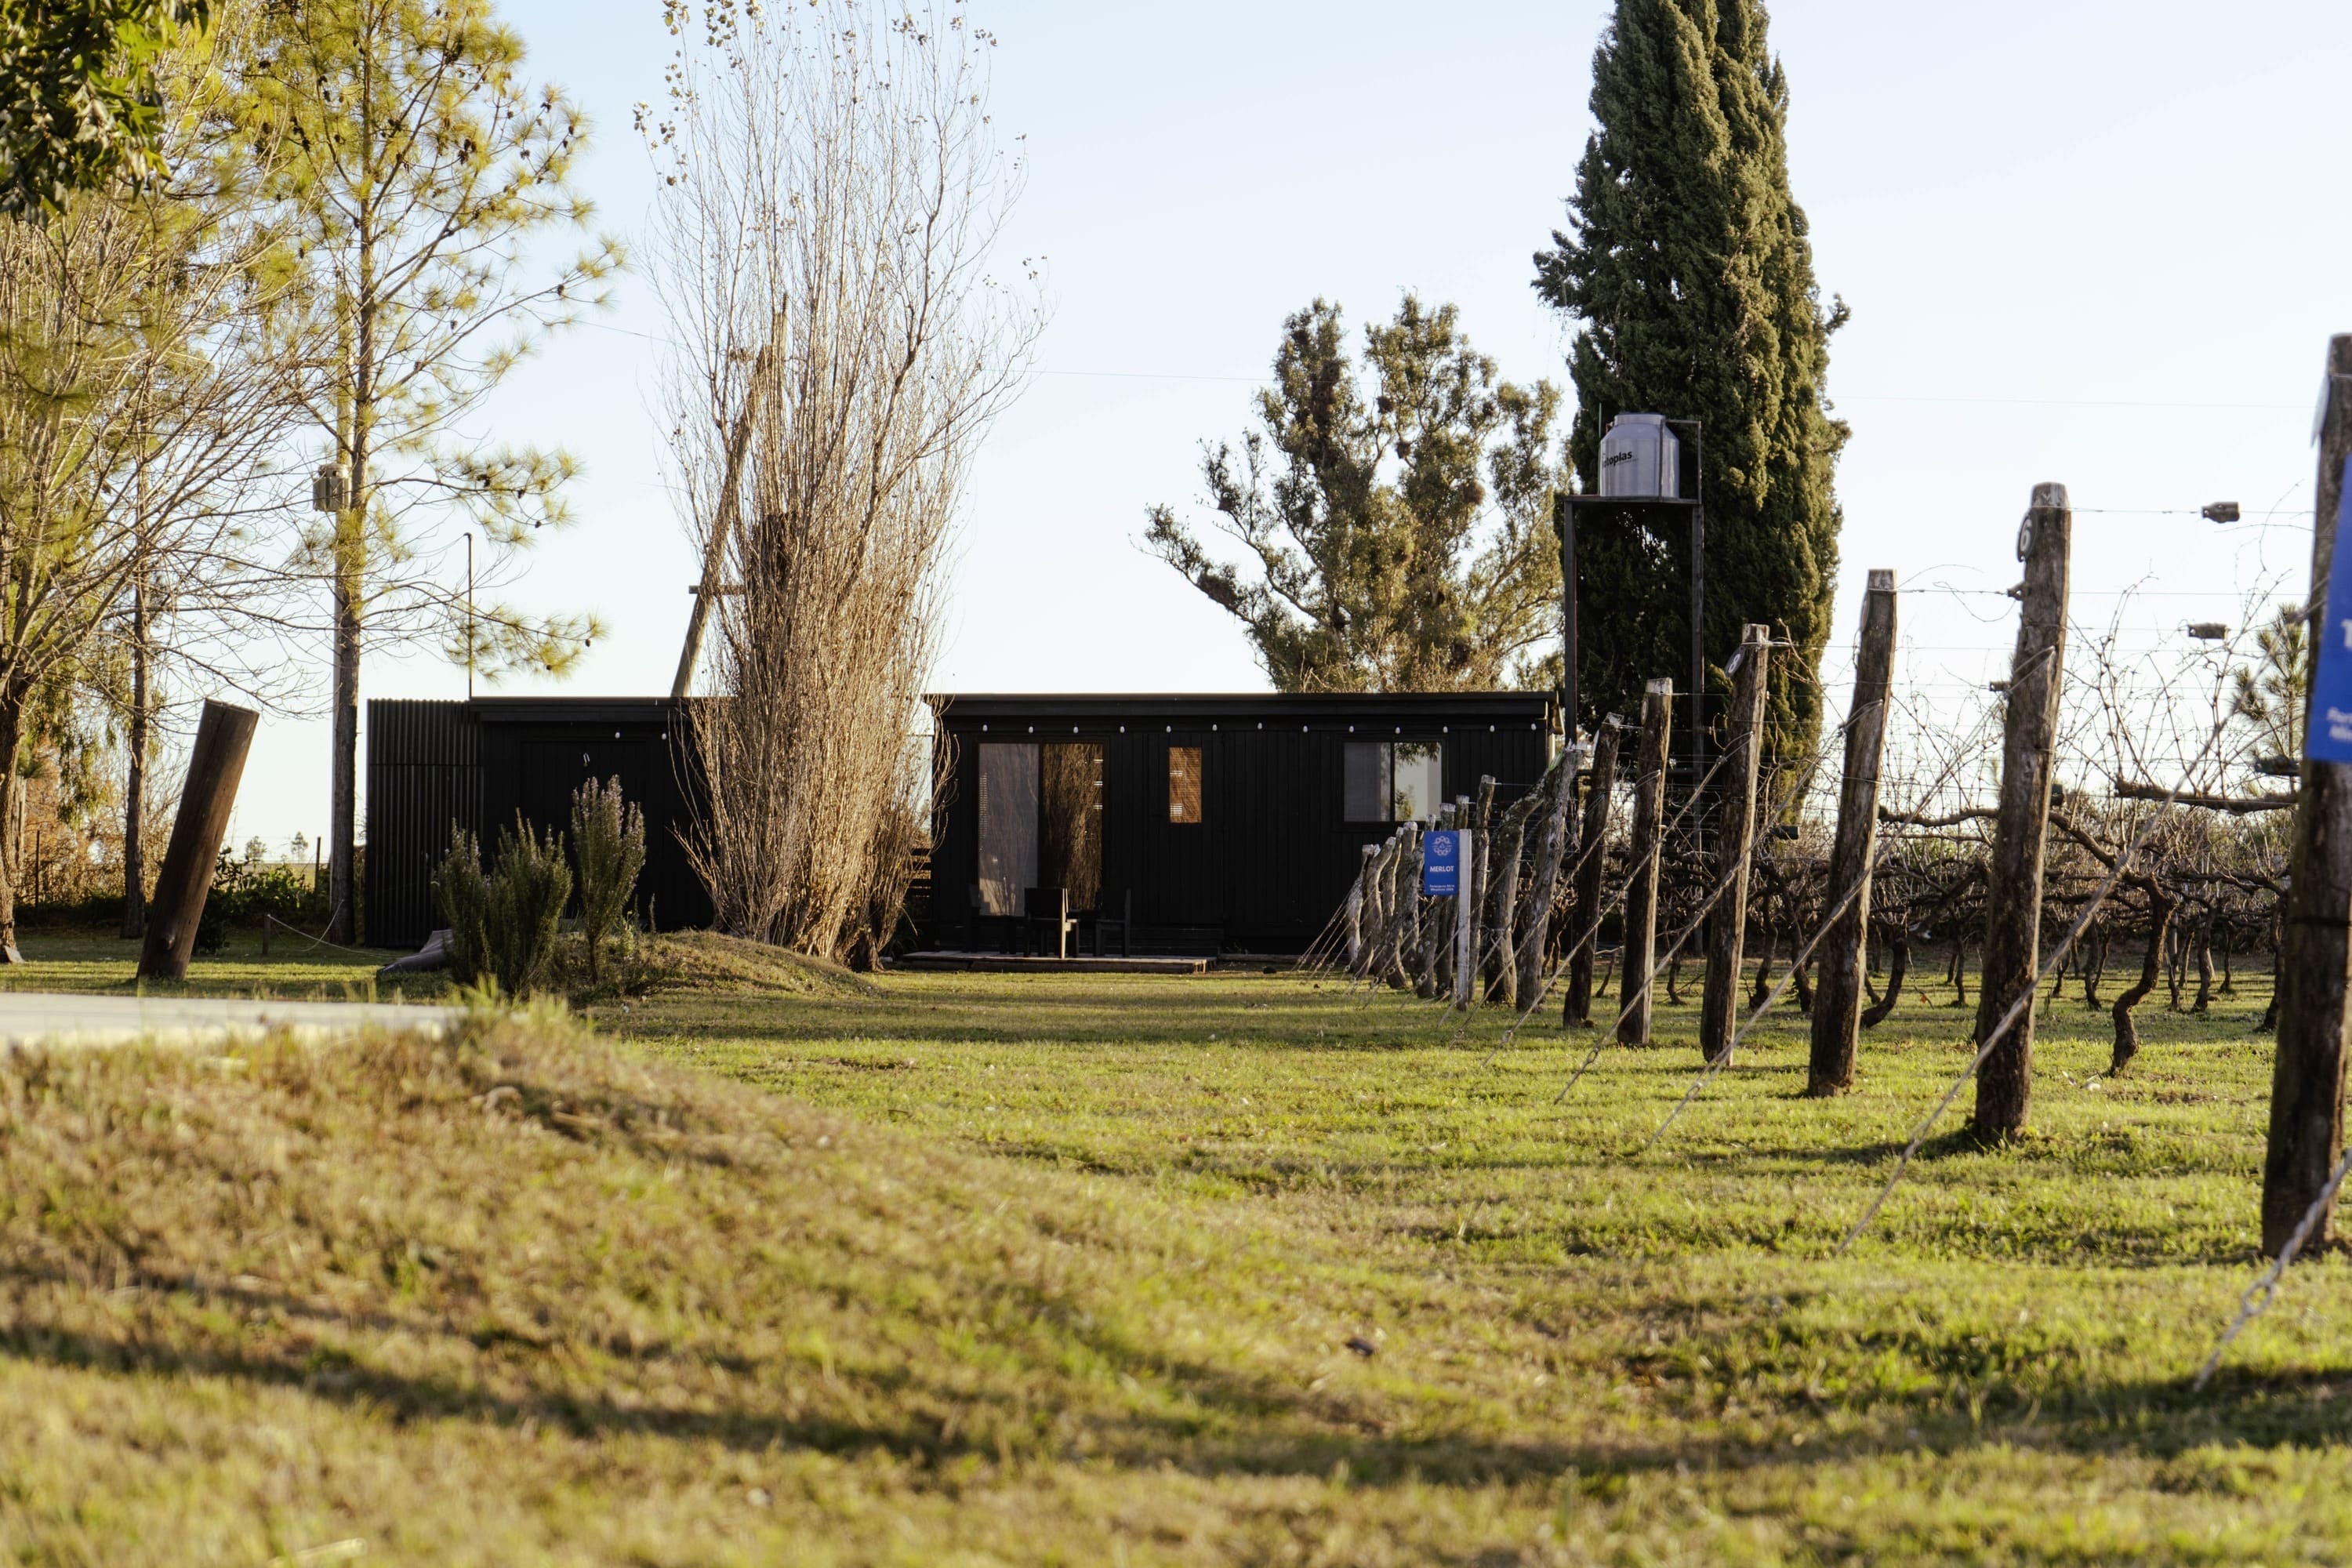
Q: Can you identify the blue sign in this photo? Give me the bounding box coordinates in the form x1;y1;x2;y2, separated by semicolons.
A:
2314;452;2352;763
1422;830;1461;896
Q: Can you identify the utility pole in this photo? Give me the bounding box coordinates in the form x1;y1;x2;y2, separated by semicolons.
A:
1808;570;1898;1095
1698;625;1769;1062
1972;484;2071;1140
673;309;785;700
2264;335;2352;1254
1566;720;1621;1025
1618;679;1672;1046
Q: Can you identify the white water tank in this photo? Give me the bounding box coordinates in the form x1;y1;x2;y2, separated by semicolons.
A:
1598;412;1681;499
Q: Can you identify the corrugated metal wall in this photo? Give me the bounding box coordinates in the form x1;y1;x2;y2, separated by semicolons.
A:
365;700;484;948
367;698;717;949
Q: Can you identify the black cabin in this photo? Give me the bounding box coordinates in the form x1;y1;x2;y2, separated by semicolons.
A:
928;691;1559;956
365;697;710;949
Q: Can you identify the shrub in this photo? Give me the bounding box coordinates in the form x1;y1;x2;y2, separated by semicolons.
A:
570;776;646;985
433;828;490;984
483;816;571;996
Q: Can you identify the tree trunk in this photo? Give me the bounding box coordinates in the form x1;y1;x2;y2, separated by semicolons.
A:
0;694;24;962
1750;907;1777;1010
120;573;149;939
1485;804;1527;1007
1666;950;1684;1005
1615;680;1671;1045
2111;891;2175;1076
1565;727;1619;1025
1860;933;1907;1029
2164;920;2186;1012
1950;941;1969;1007
1699;625;1770;1062
2191;912;2215;1014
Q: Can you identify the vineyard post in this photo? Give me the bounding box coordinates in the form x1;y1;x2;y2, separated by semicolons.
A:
1972;482;2071;1139
2263;333;2352;1254
1566;720;1622;1025
1808;568;1899;1094
1454;829;1477;1008
1619;679;1673;1045
1699;625;1770;1062
1470;777;1495;1000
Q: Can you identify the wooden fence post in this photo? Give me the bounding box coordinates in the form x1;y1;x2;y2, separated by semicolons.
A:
1471;775;1495;998
1618;680;1673;1045
1700;625;1770;1062
1566;721;1622;1025
1417;809;1449;999
1485;793;1532;1007
1516;749;1575;1007
2265;334;2352;1254
1808;569;1899;1095
1345;844;1374;971
1454;829;1477;1007
1972;483;2072;1139
137;699;260;982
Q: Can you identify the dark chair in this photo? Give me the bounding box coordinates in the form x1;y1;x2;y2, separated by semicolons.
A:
1021;886;1076;959
1082;889;1132;958
967;884;1014;954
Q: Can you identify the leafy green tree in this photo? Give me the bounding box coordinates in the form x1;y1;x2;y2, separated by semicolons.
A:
1534;0;1846;757
1145;296;1564;692
0;16;301;960
250;0;622;938
0;1;209;215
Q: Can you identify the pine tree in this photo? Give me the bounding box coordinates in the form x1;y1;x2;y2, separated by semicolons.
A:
251;0;622;940
1534;0;1846;765
1145;296;1565;693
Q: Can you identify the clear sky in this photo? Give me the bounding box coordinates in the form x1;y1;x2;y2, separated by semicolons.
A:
226;0;2352;851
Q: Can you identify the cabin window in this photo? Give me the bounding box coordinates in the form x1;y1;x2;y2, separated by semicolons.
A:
1167;746;1203;824
1041;742;1104;910
977;742;1038;916
1344;739;1443;822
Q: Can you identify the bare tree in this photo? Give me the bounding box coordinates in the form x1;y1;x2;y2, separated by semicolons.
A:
649;0;1039;960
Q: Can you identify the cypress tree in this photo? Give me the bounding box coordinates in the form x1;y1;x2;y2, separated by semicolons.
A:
1534;0;1846;770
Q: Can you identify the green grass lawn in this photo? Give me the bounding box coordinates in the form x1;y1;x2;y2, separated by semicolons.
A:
0;926;413;1000
0;929;2346;1564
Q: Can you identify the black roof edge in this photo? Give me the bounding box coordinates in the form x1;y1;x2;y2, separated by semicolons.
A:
368;696;685;724
925;691;1560;729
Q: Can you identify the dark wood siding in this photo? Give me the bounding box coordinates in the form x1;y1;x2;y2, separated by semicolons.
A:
931;694;1556;955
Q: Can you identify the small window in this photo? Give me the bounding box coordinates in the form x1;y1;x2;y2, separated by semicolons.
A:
1393;741;1443;821
1344;741;1391;822
1344;739;1444;822
1168;746;1203;824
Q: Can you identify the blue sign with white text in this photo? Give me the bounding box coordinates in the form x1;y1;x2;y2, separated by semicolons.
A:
1423;831;1461;896
2312;452;2352;763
